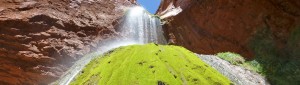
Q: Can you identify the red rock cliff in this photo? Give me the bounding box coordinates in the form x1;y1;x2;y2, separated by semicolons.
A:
0;0;136;84
158;0;300;59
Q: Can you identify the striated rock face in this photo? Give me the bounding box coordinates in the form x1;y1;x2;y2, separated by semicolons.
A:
197;54;269;85
0;0;136;84
158;0;300;59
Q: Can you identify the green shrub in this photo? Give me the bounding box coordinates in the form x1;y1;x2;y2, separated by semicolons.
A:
217;52;245;65
242;60;263;74
216;52;263;74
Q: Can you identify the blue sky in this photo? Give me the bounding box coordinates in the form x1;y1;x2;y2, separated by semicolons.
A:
137;0;161;14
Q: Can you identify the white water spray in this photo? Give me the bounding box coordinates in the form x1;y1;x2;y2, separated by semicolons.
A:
118;6;167;44
54;6;166;85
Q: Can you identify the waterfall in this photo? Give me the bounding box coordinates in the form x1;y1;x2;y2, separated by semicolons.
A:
118;6;167;44
54;6;166;85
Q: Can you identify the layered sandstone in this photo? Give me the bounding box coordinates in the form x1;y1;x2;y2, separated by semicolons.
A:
158;0;300;59
0;0;136;84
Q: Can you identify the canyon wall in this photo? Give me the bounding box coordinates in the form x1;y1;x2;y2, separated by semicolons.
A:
0;0;136;84
158;0;300;59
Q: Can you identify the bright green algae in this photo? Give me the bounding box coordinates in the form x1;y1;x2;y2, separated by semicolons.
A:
70;44;232;85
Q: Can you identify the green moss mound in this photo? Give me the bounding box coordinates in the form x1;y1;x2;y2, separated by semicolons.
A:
70;44;232;85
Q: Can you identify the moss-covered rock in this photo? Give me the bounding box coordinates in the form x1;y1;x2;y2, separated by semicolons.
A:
70;44;232;85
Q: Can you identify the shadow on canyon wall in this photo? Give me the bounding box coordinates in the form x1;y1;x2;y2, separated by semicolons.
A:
249;26;300;84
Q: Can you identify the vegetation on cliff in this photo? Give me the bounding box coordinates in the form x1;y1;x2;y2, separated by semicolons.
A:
217;52;263;74
249;27;300;85
217;27;300;85
70;43;232;85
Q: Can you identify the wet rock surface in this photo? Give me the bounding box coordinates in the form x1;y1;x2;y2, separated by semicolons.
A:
0;0;136;84
197;54;269;85
158;0;300;59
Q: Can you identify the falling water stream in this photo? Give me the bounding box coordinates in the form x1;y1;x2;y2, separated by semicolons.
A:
118;6;166;44
55;6;166;85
